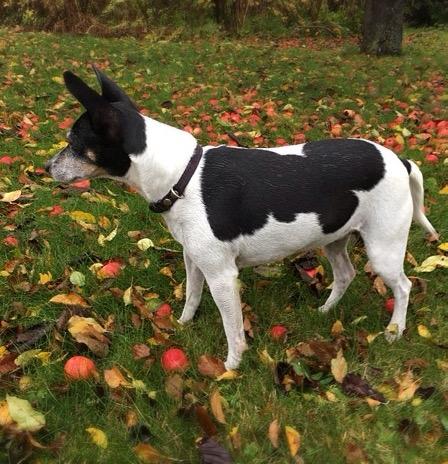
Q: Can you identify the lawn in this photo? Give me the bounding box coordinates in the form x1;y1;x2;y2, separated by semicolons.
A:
0;27;447;464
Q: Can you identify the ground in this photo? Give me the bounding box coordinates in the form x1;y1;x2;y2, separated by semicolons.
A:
0;28;447;463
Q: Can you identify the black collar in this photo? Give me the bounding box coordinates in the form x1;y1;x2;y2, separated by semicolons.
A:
149;145;203;213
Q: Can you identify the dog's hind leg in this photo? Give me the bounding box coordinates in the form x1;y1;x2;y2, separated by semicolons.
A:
361;200;413;340
319;235;355;313
178;250;204;324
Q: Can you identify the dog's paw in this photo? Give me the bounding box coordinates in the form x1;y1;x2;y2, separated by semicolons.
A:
384;323;403;342
318;304;330;314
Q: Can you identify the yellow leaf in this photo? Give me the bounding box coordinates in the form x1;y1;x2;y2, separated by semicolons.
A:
331;320;344;336
331;350;347;383
414;255;448;272
51;76;64;85
38;272;52;285
210;389;226;424
325;390;338;402
85;427;108;449
49;293;89;307
6;395;45;432
159;266;173;278
396;371;420;402
258;348;275;366
216;370;239;381
173;282;183;300
285;425;301;457
134;443;169;463
104;366;130;389
137;238;154;251
123;286;132;306
438;242;448;252
98;226;118;246
417;324;431;339
366;332;382;344
68;315;109;357
0;400;14;428
366;397;381;408
69;210;96;224
439;185;448;194
268;419;280;448
1;190;22;202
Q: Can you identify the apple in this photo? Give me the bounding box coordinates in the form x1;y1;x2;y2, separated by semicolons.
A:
161;347;188;372
425;153;439;164
64;355;97;380
270;325;288;341
384;298;395;314
155;303;172;318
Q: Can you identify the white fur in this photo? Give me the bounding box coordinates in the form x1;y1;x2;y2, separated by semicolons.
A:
104;117;438;368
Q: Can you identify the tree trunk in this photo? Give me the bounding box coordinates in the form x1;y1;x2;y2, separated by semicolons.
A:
361;0;404;55
213;0;248;34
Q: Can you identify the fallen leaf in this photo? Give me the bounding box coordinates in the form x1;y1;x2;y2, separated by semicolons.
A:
268;419;280;448
137;238;154;251
159;266;173;278
70;271;86;287
373;276;387;296
49;292;89;307
285;425;301;457
6;395;45;432
210;389;226;424
198;355;226;379
341;373;386;402
38;272;52;285
417;324;432;339
86;427;108;449
198;437;233;464
195;405;218;438
164;374;183;400
134;443;169;463
132;343;151;359
69;210;96;224
331;320;344;337
331;350;347;383
98;226;118;246
1;190;22;202
438;185;448;194
396;371;420;402
229;426;241;450
438;242;448;252
68;315;110;357
216;370;239;381
414;255;448;272
104;366;130;388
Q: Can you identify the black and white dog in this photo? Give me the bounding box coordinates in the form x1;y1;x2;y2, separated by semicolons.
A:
46;68;438;369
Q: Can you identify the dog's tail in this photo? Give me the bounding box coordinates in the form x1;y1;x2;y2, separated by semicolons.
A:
408;160;439;240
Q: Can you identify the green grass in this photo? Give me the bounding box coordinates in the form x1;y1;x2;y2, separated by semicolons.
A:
0;28;447;463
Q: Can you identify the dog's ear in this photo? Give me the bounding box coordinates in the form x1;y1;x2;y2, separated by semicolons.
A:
92;65;139;111
63;71;123;142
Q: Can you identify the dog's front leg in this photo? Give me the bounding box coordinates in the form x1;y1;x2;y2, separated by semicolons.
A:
178;250;204;324
205;266;247;370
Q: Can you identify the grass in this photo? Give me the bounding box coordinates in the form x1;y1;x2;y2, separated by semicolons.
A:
0;27;447;463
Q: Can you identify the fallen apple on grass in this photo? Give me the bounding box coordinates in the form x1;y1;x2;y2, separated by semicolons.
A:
384;298;395;314
270;325;288;342
161;347;189;372
155;303;172;318
64;355;98;380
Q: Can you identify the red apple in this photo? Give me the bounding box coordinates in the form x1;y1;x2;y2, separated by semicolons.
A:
70;179;90;189
3;235;18;247
270;325;288;341
161;347;188;372
64;355;97;380
425;153;439;164
0;156;13;165
384;298;395;314
155;303;172;318
49;205;64;216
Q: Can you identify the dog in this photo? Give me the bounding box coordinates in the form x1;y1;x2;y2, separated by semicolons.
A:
46;67;438;369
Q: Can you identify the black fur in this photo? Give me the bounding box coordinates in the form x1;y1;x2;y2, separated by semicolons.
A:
63;70;146;173
400;158;412;174
201;139;385;241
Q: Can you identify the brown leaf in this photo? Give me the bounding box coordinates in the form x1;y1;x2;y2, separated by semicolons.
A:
229;426;241;450
210;389;226;424
396;371;420;402
165;374;183;401
68;316;110;357
268;419;280;448
0;352;19;374
373;276;387;296
341;373;386;403
104;366;130;388
132;343;151;360
285;425;301;457
134;443;170;463
198;355;226;379
331;320;344;337
344;441;369;463
195;405;217;437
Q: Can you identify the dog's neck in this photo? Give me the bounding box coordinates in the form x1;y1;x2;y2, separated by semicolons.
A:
124;116;198;203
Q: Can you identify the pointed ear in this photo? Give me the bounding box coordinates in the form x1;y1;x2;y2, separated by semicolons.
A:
63;71;122;142
92;65;139;111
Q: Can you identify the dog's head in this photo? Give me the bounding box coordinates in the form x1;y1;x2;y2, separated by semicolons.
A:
46;67;146;182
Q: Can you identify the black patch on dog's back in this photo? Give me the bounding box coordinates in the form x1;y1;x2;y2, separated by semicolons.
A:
400;158;411;174
201;139;385;241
